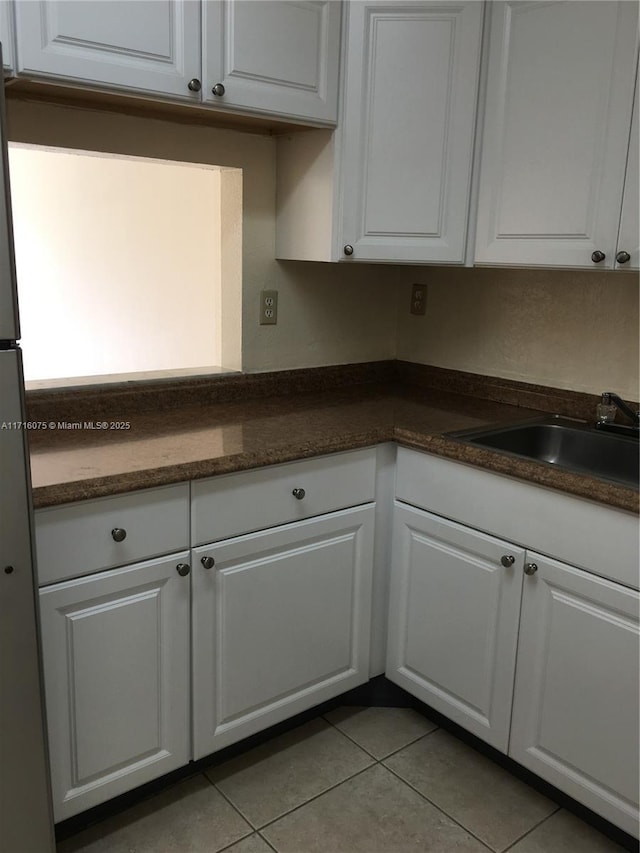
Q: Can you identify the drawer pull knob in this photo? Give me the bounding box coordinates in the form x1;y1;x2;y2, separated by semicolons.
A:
201;556;215;569
212;82;225;97
292;488;306;500
500;555;515;568
343;244;354;256
111;528;127;542
616;250;631;265
524;563;538;576
176;563;191;577
591;250;606;263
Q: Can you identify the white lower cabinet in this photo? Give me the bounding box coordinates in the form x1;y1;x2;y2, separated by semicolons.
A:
510;553;640;838
386;450;640;837
192;505;375;759
386;504;525;751
39;552;191;821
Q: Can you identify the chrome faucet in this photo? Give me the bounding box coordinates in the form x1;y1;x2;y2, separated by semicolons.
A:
596;392;640;435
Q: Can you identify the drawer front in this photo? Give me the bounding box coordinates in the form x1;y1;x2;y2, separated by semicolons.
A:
396;448;639;588
192;448;377;545
35;483;189;586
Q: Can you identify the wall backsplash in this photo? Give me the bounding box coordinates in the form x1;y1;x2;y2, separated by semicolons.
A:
395;266;639;401
7;99;639;399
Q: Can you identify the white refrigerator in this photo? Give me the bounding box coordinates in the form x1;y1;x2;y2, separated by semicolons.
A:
0;53;56;852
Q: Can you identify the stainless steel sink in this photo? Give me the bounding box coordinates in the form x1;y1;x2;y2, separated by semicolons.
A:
448;415;639;488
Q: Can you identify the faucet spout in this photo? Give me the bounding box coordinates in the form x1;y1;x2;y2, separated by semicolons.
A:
601;392;640;428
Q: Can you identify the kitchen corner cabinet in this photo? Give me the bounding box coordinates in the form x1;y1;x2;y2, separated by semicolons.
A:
14;0;202;100
386;504;525;752
39;552;191;822
276;0;484;264
474;1;639;269
389;448;640;837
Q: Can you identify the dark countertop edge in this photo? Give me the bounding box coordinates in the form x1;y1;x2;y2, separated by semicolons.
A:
31;427;639;516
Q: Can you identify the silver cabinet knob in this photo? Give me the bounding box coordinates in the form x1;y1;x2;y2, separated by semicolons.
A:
111;528;127;542
292;488;306;500
188;78;202;92
501;555;515;568
524;563;538;576
591;250;606;263
211;83;226;97
616;251;631;265
201;556;215;569
176;563;191;577
343;244;354;256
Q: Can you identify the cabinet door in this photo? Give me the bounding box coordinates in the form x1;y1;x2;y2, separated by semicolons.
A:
616;64;639;271
339;0;483;263
0;2;15;74
15;0;201;100
203;0;340;123
510;554;640;837
192;505;374;759
386;503;524;751
474;1;638;269
39;552;191;821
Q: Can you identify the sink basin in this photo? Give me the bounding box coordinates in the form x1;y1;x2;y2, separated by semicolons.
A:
448;416;639;489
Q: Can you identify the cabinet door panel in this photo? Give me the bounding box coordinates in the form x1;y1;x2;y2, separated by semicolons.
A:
204;0;340;123
15;0;201;99
510;553;639;837
616;65;639;271
339;0;483;262
0;2;15;73
192;506;374;758
39;552;191;821
475;1;638;268
386;503;524;751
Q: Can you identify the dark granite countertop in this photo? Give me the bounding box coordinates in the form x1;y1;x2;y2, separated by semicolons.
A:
27;364;639;514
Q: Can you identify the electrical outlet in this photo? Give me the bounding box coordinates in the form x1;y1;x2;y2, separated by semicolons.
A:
260;289;278;325
410;283;427;316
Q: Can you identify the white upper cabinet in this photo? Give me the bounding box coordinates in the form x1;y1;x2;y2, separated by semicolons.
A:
616;65;639;271
339;0;483;263
14;0;202;100
203;0;340;123
0;1;15;73
276;0;484;264
12;0;340;124
474;1;639;269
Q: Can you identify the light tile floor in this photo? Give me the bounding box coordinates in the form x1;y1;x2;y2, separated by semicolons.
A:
58;707;628;853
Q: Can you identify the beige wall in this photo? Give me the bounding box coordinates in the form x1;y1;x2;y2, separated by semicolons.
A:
6;99;639;397
6;99;398;373
395;266;639;400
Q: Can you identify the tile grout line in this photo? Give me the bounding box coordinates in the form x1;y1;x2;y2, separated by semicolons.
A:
500;805;563;852
255;764;377;836
202;769;261;833
381;762;497;853
256;830;280;852
320;712;440;762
